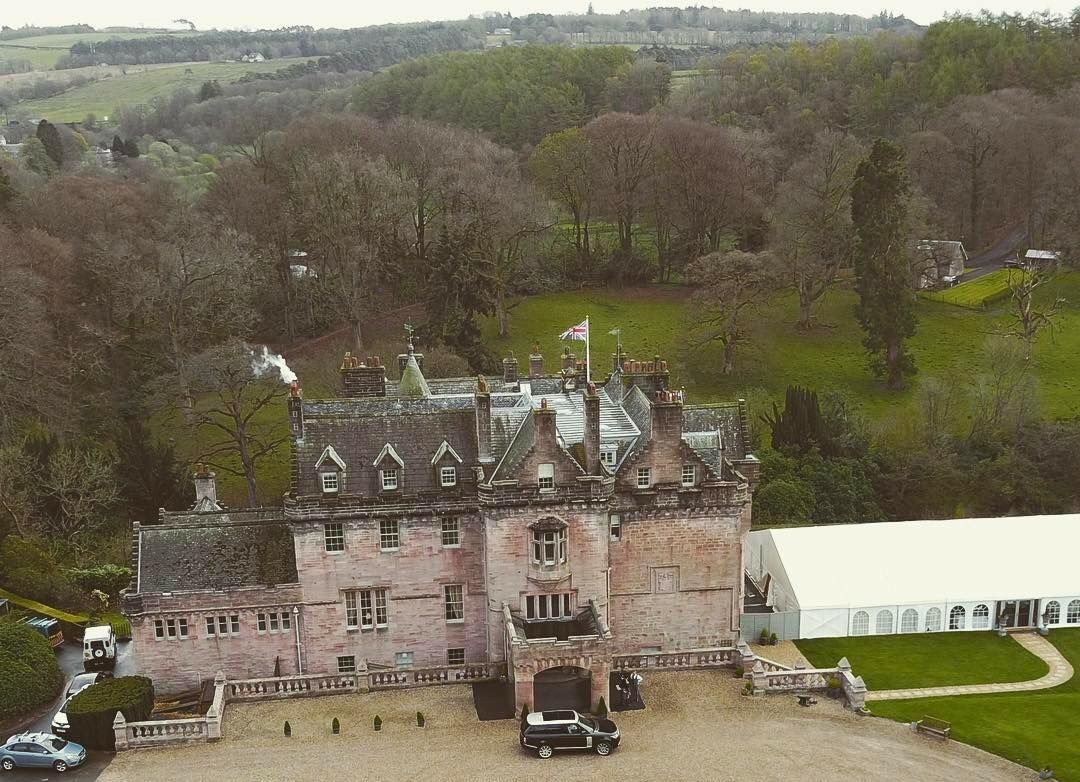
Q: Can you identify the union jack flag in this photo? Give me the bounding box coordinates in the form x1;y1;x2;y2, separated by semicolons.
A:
559;320;588;341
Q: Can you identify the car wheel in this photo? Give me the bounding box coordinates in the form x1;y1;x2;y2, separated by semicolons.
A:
537;744;553;759
53;760;68;773
596;741;613;756
1;757;16;771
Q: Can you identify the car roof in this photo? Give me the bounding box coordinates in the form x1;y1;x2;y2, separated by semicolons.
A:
84;626;113;639
525;710;579;725
7;732;58;744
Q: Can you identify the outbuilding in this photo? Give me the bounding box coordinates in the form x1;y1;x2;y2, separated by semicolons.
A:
744;515;1080;639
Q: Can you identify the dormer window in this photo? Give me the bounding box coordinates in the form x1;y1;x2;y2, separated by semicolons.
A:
681;465;696;487
538;463;555;492
440;466;457;487
373;443;405;493
314;445;347;495
600;445;617;469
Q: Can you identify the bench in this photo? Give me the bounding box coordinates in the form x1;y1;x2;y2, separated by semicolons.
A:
915;716;951;740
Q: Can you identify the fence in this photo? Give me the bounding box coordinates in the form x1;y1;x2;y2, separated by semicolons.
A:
741;610;801;642
114;672;225;750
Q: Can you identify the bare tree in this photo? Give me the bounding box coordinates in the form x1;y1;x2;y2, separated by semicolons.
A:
687;250;775;374
771;130;863;329
529;127;596;273
35;445;118;542
1006;263;1065;360
968;336;1040;443
934;96;1004;246
586;112;656;265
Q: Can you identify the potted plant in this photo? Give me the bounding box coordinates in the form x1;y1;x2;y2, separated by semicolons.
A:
826;676;842;700
759;628;770;645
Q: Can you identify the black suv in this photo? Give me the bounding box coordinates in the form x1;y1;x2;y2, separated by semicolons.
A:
519;710;621;758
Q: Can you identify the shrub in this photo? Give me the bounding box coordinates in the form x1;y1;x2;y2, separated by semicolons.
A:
416;711;424;727
284;720;291;736
759;627;770;644
332;717;339;734
596;696;608;717
67;675;154;751
733;665;745;678
0;622;63;720
769;632;778;645
66;565;132;602
373;715;382;731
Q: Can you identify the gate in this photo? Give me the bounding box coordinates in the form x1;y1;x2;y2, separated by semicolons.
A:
533;666;591;712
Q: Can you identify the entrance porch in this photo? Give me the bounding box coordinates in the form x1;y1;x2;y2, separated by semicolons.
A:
996;599;1040;629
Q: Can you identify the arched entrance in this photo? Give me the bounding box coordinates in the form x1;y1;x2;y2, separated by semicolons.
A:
533;666;591;712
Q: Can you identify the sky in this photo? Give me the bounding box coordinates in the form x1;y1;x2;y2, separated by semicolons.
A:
4;0;1076;32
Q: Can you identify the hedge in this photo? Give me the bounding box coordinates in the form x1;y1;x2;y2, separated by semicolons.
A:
0;622;63;720
68;675;155;751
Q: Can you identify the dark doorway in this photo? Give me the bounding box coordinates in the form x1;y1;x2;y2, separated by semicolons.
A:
533;666;591;712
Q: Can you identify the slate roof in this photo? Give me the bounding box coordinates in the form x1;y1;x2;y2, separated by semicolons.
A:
137;510;297;593
531;388;640;446
683;403;747;460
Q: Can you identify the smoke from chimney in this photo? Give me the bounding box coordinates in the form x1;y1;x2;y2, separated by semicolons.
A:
251;345;298;385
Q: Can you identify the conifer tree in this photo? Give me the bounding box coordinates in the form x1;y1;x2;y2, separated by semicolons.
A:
35;120;64;168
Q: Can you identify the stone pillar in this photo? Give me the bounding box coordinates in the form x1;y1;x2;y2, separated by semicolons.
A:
583;382;600;475
514;670;534;714
591;659;611;713
206;671;226;740
193;465;218;508
736;639;756;675
112;712;129;751
751;661;768;696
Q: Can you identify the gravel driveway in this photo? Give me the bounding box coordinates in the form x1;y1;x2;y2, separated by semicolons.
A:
98;671;1032;782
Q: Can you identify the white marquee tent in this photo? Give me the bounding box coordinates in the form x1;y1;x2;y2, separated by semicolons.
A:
745;515;1080;639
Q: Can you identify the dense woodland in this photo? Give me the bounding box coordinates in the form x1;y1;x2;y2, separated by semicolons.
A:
2;12;1080;616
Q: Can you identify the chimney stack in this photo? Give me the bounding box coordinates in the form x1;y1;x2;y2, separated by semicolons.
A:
193;463;222;512
650;389;684;446
583;382;601;475
475;376;493;463
529;344;544;378
340;352;387;398
502;351;519;384
561;348;576;371
288;381;304;440
535;397;557;446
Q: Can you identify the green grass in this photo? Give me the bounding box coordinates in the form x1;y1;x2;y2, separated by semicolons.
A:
795;633;1048;690
871;629;1080;781
482;273;1080;421
95;612;132;640
0;31;200;70
925;269;1014;309
0;588;89;625
15;58;309;121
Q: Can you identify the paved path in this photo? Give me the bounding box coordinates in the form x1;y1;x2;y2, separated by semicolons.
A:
867;632;1073;702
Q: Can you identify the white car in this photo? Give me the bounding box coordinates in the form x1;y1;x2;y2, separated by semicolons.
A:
50;688;90;737
65;671;110;699
82;625;117;672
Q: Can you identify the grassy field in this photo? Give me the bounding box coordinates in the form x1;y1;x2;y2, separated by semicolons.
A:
871;629;1080;782
482;273;1080;422
15;58;309;121
0;31;198;70
795;633;1048;691
925;269;1014;309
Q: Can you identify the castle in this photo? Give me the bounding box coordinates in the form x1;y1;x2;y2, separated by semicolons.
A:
122;341;758;712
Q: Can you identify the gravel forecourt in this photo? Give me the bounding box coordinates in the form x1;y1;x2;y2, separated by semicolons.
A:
98;671;1033;782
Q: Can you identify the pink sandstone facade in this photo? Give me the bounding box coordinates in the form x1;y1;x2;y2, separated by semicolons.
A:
123;343;758;711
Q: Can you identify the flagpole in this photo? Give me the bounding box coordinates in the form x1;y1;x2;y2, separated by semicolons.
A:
585;316;591;385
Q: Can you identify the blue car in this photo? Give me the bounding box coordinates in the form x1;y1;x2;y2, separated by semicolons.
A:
0;732;87;773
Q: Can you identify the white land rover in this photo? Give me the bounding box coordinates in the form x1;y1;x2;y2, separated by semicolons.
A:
82;625;117;672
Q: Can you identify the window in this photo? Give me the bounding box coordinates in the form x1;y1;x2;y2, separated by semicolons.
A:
324;523;345;552
269;613;279;632
257;611;290;633
218;616;229;636
1046;601;1061;625
538;463;554;491
320;472;339;493
206;615;240;638
381;468;399;491
395;651;414;669
380;519;399;551
851;610;869;636
160;618;188;640
681;465;696;487
1068;600;1080;624
600;447;617;468
281;612;291;630
609;514;622;542
972;604;990;629
257;613;267;633
346;589;387;630
441;517;460;547
205;617;215;637
636;466;651;488
231;615;240;634
875;609;894;635
154;619;165;639
949;605;966;630
531;528;567;566
440;466;457;487
444;584;464;622
926;607;942;632
900;608;919;633
337;655;356;674
447;648;465;666
526;594;574;620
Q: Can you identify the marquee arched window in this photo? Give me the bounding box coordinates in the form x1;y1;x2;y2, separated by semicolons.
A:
851;610;869;636
900;609;919;633
1046;601;1061;625
949;605;966;630
1068;600;1080;624
875;609;894;635
972;604;990;629
925;607;942;632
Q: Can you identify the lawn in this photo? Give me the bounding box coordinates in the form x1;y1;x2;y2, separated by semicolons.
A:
871;629;1080;782
795;633;1048;691
15;58;310;121
925;269;1014;309
482;273;1080;421
0;31;199;70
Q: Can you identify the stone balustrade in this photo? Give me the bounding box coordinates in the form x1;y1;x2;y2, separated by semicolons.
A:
368;663;504;690
228;673;360;701
114;673;225;750
612;646;737;671
748;656;867;711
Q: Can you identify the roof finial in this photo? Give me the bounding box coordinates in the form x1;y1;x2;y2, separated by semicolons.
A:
404;322;415;353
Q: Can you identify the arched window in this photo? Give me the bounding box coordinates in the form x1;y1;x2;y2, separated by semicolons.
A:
925;607;942;632
972;604;990;629
1068;600;1080;624
851;610;869;636
1046;601;1061;625
875;609;894;634
900;609;919;633
949;605;966;630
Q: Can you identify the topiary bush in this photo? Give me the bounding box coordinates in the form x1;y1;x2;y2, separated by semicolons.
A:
0;622;63;720
67;675;154;751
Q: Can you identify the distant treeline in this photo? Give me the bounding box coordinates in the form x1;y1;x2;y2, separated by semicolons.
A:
57;23;484;69
0;24;94;40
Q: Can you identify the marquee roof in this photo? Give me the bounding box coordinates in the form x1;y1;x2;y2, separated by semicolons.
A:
757;514;1080;610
